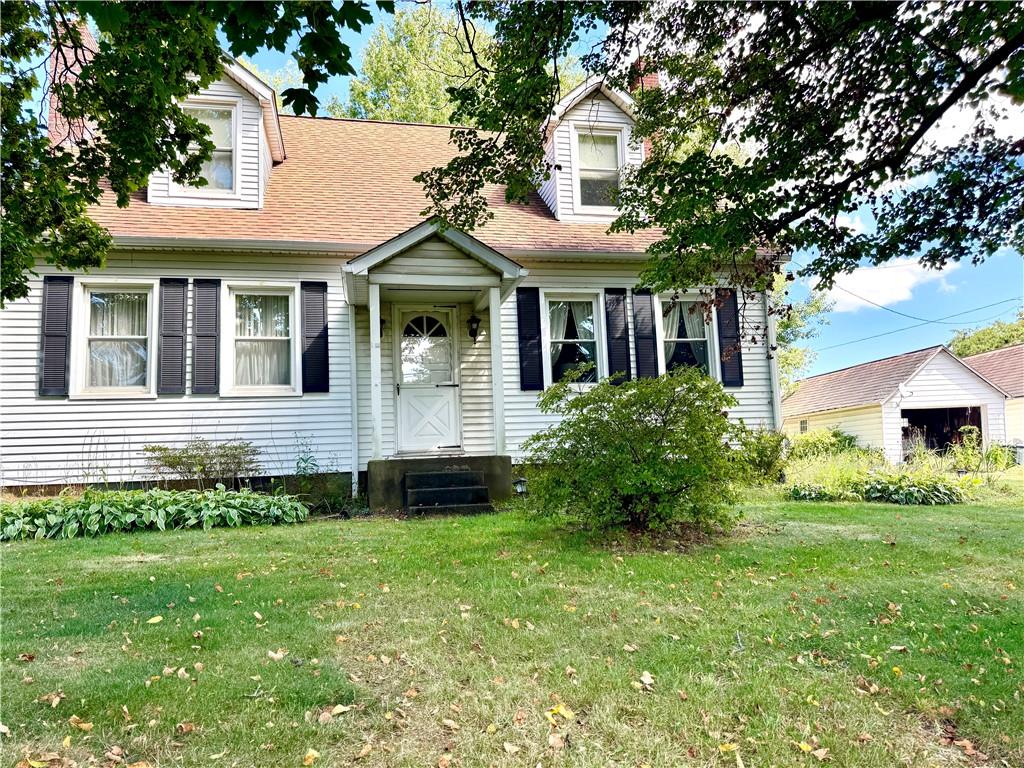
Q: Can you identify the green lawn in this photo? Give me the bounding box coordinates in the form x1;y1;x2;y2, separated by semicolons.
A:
2;494;1021;767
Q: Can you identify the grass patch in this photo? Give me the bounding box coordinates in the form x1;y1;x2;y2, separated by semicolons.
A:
2;494;1022;767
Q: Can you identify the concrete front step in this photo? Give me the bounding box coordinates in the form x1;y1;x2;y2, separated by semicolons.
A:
408;502;494;516
407;484;489;507
405;470;486;490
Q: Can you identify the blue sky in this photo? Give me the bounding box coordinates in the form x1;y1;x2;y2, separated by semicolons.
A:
240;10;1024;379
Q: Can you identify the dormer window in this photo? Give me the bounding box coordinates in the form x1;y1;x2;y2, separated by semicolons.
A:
172;102;239;197
576;129;622;208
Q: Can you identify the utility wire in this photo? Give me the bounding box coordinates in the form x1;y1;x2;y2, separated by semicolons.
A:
788;259;1012;325
816;298;1021;352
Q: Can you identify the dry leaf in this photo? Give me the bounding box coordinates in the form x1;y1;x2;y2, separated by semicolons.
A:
811;747;830;761
437;755;451;768
442;718;460;731
623;643;638;653
302;748;319;765
267;649;288;662
548;732;565;751
146;616;162;624
175;722;195;735
38;691;64;709
356;743;372;759
503;742;520;755
68;715;93;732
331;704;354;716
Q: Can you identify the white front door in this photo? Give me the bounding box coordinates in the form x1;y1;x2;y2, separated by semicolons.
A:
395;309;461;452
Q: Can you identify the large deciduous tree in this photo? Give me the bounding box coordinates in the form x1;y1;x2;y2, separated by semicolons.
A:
948;311;1024;356
769;276;833;394
419;2;1024;300
335;4;583;125
1;0;391;305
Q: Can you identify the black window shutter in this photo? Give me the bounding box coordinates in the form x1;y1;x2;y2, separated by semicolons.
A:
301;281;329;393
631;289;659;378
191;278;220;394
716;287;745;387
604;288;631;383
515;287;544;391
38;275;73;396
157;278;187;394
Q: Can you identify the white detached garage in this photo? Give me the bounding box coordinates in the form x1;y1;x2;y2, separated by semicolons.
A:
783;346;1008;463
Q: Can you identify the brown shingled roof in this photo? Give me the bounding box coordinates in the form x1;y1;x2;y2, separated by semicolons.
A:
783;346;943;417
962;344;1024;398
88;115;662;254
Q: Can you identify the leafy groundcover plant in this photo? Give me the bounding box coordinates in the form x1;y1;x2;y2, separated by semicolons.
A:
0;485;308;541
790;467;970;505
522;366;746;532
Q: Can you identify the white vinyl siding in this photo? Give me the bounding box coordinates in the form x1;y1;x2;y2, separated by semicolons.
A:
547;95;641;222
148;77;265;209
1005;398;1024;445
500;261;777;459
881;351;1006;463
0;253;354;486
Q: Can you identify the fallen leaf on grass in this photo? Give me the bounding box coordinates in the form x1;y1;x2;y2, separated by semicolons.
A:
442;718;460;731
175;722;195;735
811;748;830;761
437;755;451;768
356;743;372;759
503;742;520;754
302;748;320;765
548;732;565;751
68;715;93;731
267;649;288;662
38;691;65;708
126;762;153;768
146;616;163;624
17;653;36;662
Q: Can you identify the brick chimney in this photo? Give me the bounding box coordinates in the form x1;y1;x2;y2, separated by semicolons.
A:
628;57;660;93
47;18;98;146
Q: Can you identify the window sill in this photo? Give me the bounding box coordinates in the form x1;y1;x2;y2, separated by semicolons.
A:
220;386;303;398
69;390;157;401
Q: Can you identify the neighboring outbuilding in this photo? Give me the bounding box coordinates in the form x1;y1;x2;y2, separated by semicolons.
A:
961;344;1024;445
782;346;1008;462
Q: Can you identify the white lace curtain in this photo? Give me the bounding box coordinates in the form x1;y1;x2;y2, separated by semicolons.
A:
235;294;291;386
663;300;706;367
87;291;148;387
549;300;594;366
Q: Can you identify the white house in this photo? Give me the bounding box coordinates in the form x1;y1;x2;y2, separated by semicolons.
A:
0;57;783;510
782;346;1008;462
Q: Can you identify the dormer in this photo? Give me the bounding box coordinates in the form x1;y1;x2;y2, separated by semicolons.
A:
147;58;285;210
537;77;643;223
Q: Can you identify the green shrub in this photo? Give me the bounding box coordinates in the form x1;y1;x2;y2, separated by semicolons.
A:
983;443;1016;471
0;486;308;541
788;483;860;502
859;469;968;505
738;427;788;484
946;425;983;472
522;365;745;532
788;428;860;459
143;438;262;487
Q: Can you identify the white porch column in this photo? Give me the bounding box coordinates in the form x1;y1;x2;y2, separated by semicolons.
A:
488;286;506;454
368;283;383;459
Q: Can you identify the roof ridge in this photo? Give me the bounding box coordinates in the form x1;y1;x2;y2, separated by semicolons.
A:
794;344;944;386
961;342;1024;360
280;113;468;130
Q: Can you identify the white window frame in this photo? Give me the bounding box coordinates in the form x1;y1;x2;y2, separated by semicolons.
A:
540;289;607;387
654;293;722;381
800;419;809;434
69;277;159;399
220;281;302;397
167;97;242;201
570;123;626;215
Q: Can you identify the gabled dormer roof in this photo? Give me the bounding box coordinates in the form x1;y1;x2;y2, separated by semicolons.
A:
549;76;636;127
221;57;286;163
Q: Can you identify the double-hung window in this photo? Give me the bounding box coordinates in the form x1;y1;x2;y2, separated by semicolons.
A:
182;104;236;193
73;281;157;397
547;296;599;383
224;284;300;394
577;129;621;208
662;298;711;376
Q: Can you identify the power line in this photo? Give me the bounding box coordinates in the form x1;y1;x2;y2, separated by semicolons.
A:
816;298;1021;352
789;259;1005;325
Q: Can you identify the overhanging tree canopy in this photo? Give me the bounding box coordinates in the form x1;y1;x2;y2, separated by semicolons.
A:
418;1;1024;298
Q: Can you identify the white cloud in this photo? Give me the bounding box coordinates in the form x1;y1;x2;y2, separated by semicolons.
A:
814;257;961;313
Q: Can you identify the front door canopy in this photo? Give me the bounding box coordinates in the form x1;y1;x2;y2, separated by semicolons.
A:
342;219;528;303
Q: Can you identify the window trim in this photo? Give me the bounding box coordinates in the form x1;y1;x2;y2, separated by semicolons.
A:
220;281;303;398
570;123;626;215
799;419;809;434
69;277;159;399
167;96;242;201
540;289;607;386
654;293;722;381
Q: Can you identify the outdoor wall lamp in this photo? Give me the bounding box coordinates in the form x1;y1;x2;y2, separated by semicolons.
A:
467;313;482;342
513;476;528;495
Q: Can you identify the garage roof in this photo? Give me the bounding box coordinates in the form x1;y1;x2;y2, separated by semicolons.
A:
962;344;1024;398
